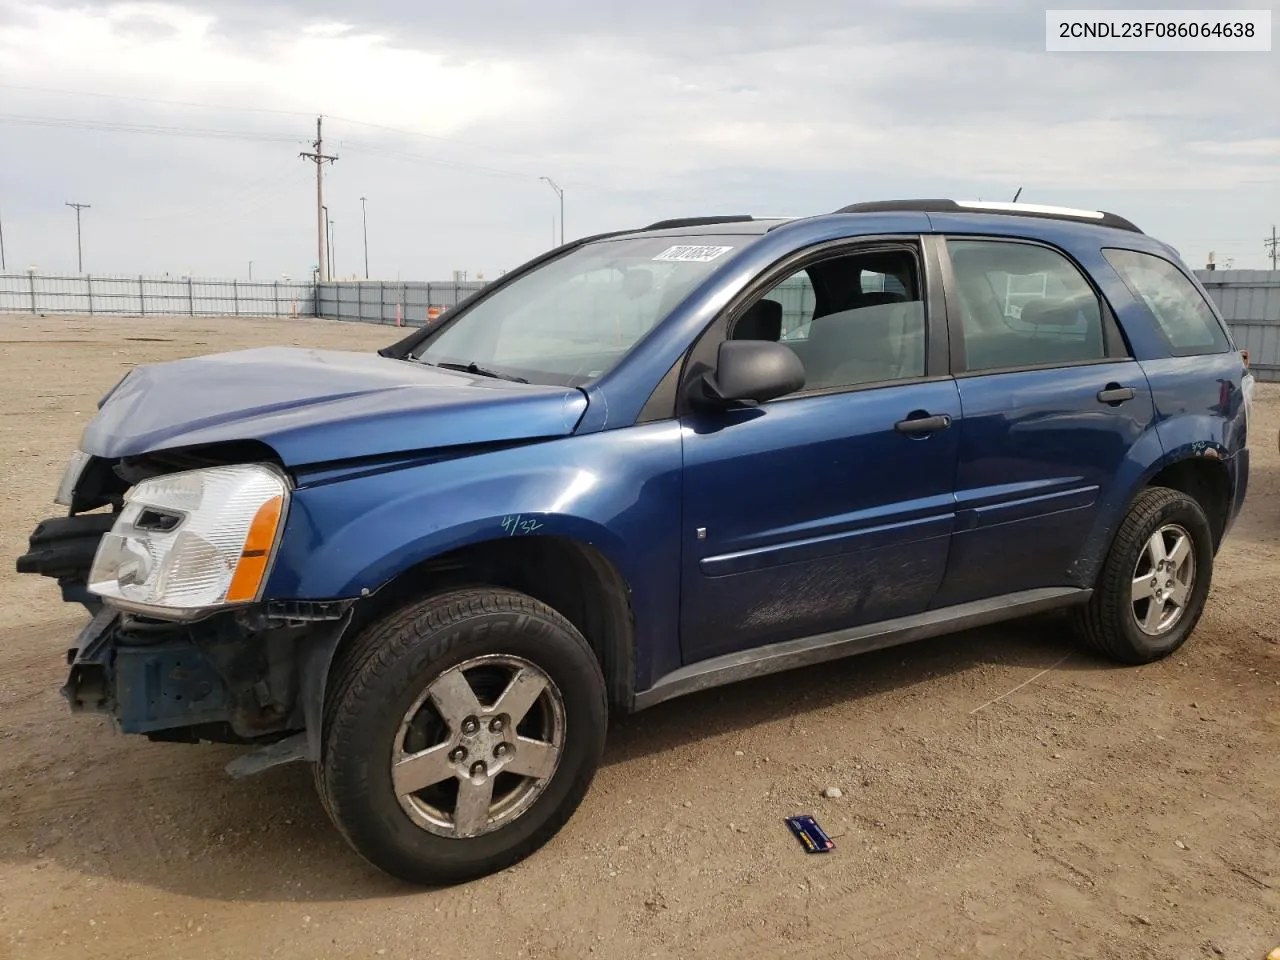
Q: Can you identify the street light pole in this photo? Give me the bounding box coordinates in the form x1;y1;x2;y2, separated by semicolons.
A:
539;177;564;246
360;196;369;279
65;202;90;273
329;219;336;278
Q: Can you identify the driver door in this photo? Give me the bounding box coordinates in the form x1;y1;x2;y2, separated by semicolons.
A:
678;239;961;663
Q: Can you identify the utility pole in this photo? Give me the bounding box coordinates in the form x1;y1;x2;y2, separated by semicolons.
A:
248;260;253;281
1267;225;1279;270
540;177;564;246
0;208;6;271
65;202;90;273
299;116;337;281
360;196;369;279
329;217;336;279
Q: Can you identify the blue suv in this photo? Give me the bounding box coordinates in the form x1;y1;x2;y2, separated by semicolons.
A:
18;199;1251;885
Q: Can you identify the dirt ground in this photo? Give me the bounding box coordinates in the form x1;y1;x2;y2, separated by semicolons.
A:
0;313;1276;960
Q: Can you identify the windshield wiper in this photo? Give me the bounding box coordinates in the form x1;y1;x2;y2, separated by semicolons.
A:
428;360;529;384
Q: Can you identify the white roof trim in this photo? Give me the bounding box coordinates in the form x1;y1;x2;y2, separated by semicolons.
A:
956;201;1106;220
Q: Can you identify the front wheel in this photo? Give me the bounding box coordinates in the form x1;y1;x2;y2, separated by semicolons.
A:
316;587;607;885
1072;486;1214;664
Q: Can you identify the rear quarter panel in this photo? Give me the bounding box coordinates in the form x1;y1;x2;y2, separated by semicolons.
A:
1080;244;1250;555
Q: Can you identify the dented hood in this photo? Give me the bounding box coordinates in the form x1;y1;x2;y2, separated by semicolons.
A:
81;347;589;466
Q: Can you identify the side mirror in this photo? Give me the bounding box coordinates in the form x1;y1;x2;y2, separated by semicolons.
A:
692;340;806;407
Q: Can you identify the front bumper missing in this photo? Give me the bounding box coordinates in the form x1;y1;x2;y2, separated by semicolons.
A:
60;607;232;734
54;595;354;772
61;607;118;713
27;513;355;775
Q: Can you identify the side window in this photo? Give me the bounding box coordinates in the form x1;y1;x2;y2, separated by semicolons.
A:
774;272;817;341
947;240;1107;372
860;270;908;297
1103;248;1231;356
730;248;927;392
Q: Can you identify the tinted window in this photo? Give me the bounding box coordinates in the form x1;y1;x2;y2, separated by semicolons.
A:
773;272;816;340
415;234;755;386
947;240;1107;372
1103;248;1231;356
732;248;926;392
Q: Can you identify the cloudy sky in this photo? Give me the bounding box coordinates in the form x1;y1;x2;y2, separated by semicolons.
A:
0;0;1276;280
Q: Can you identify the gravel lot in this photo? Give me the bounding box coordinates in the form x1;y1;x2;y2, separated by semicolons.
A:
1;314;1277;960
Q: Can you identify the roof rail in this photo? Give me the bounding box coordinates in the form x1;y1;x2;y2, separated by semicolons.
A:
834;199;1143;234
642;215;754;231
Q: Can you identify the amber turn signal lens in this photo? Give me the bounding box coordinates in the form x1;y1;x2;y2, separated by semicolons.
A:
225;494;284;603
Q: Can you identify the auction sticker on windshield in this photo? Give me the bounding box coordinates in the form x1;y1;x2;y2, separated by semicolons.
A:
652;245;735;263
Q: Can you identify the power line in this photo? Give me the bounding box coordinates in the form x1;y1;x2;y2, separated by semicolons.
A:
0;111;605;188
0;82;318;119
132;167;312;224
0;113;301;144
0;82;554;162
0;109;611;190
336;140;537;184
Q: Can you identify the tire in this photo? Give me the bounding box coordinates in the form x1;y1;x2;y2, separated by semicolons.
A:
315;586;607;885
1072;486;1214;664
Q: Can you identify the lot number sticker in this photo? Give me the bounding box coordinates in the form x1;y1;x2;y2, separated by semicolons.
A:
652;245;735;263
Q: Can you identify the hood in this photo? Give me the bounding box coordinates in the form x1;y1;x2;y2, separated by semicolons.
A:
81;347;589;466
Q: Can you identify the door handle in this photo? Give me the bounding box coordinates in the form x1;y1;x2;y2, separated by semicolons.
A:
895;413;952;435
1097;384;1136;405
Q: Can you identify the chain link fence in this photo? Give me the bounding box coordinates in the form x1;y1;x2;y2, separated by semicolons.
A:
1196;270;1280;381
4;270;1274;374
315;280;488;327
0;273;491;328
0;273;316;318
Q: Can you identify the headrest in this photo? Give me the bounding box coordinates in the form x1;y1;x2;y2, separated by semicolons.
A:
1019;295;1094;326
806;302;914;361
857;291;908;308
733;298;783;341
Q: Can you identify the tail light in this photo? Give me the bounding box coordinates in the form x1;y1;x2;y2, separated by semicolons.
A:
1241;348;1250;369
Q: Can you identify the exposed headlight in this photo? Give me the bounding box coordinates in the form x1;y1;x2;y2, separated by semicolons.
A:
54;449;92;507
88;464;289;620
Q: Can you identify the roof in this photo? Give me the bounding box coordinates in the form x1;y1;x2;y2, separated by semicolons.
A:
834;199;1143;233
598;200;1142;247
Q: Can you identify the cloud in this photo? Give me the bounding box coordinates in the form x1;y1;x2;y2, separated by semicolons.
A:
0;0;1275;277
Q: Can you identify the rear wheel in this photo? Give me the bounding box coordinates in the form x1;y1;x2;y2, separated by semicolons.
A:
1073;486;1213;664
316;587;607;885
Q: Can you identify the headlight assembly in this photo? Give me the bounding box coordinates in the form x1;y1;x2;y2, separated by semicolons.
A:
54;449;92;507
88;464;289;620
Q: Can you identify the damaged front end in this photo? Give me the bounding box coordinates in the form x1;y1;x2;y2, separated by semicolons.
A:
18;444;353;777
58;601;351;776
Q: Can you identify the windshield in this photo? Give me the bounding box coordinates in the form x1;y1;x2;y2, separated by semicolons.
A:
412;234;754;386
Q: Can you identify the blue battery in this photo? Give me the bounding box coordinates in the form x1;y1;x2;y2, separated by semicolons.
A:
785;815;835;853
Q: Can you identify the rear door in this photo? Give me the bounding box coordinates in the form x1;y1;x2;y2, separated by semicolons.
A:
930;235;1157;608
678;238;962;663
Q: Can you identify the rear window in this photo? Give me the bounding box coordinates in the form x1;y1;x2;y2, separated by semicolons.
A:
1103;249;1231;356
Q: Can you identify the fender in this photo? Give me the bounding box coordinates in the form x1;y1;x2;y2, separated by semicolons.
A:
264;421;686;694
